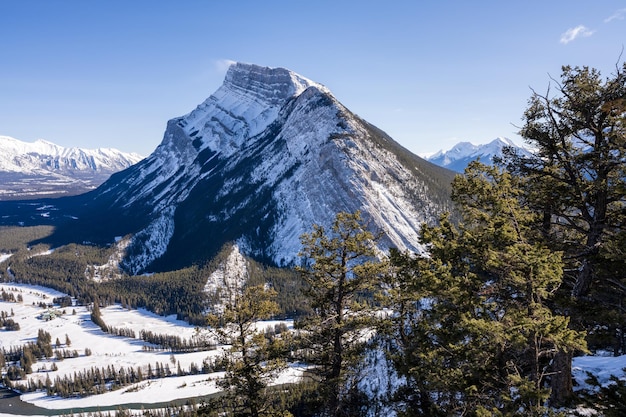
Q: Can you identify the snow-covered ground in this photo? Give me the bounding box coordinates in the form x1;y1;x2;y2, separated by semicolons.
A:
1;282;624;417
573;353;626;390
0;283;301;417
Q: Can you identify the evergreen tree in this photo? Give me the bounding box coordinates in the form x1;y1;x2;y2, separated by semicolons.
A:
20;346;35;374
507;62;626;402
513;62;626;300
384;163;586;415
207;284;287;417
296;211;385;417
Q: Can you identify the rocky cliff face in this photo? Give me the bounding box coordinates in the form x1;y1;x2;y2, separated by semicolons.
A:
1;63;455;273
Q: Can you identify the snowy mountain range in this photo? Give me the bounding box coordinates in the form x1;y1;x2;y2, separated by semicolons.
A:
0;136;144;200
0;63;455;273
427;137;532;172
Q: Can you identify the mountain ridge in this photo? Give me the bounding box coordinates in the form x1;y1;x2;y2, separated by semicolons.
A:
0;63;455;273
427;137;532;172
0;135;144;200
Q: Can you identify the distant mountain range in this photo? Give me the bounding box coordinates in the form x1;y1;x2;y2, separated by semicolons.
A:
0;136;144;200
0;63;456;274
427;137;532;172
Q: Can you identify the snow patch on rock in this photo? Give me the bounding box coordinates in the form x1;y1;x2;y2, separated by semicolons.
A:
204;244;249;314
122;208;176;275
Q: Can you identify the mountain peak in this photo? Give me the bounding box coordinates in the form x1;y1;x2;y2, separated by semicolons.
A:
175;63;331;158
427;137;532;172
7;64;455;273
224;63;328;104
0;135;144;199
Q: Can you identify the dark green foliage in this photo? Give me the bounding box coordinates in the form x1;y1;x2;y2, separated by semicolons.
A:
246;257;311;318
509;63;626;353
0;225;54;252
207;284;288;417
383;163;587;416
2;240;211;324
100;266;209;323
139;330;215;352
296;211;386;417
1;231;306;330
503;62;626;406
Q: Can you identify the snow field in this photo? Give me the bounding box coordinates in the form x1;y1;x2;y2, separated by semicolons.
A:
0;283;301;414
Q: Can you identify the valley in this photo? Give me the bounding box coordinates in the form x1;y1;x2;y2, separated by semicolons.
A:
0;281;300;415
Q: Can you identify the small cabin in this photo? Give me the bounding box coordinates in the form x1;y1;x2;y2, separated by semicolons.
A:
38;309;59;321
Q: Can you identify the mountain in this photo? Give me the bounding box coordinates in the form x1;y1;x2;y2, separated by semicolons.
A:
0;63;456;273
427;137;532;172
0;136;144;200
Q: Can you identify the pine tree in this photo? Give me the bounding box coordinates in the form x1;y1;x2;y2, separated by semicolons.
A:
507;62;626;402
513;63;626;300
207;284;287;417
385;163;587;415
296;211;385;417
20;346;35;374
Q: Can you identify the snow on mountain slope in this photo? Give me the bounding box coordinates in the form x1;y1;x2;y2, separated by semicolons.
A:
204;244;249;314
427;137;532;172
0;135;143;174
5;63;456;273
0;135;144;199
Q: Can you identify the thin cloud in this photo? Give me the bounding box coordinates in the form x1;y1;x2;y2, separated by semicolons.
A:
560;25;594;44
214;59;237;72
605;8;626;23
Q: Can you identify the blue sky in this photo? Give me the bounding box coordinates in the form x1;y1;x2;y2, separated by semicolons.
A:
1;1;625;156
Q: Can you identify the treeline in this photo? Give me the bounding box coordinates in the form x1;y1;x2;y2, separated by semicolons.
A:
7;358;228;398
4;245;101;304
1;329;67;382
99;267;209;325
1;288;23;302
139;330;216;353
0;225;54;253
3;249;210;324
0;310;19;330
90;301;215;352
245;257;310;318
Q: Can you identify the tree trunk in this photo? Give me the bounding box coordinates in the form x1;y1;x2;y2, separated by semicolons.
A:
549;349;573;406
572;259;594;298
572;187;607;298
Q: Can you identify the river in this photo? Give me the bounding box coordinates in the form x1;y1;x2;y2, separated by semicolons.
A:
0;387;216;416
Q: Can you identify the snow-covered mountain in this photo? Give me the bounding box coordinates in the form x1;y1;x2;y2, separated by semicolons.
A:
0;63;455;273
0;136;144;199
427;137;532;172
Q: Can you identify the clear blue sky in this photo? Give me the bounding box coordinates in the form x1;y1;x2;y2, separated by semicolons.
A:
1;1;625;157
